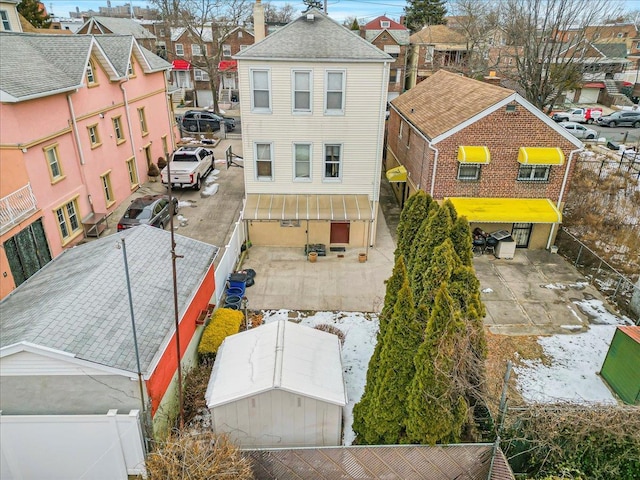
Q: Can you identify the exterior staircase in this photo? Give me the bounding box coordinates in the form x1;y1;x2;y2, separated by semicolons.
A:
604;79;634;107
604;78;619;95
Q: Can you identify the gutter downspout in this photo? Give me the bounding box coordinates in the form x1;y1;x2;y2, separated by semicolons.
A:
67;92;92;208
428;142;439;198
547;147;582;249
120;78;140;177
370;60;390;247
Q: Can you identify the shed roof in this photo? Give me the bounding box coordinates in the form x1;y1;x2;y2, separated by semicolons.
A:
235;8;391;63
619;325;640;343
0;226;218;376
206;320;347;408
80;16;156;39
246;444;515;479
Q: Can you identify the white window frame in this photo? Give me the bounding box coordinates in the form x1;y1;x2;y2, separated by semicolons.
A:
250;68;272;113
324;70;345;115
323;143;342;182
194;69;210;81
1;10;11;30
239;44;249;51
192;44;206;56
254;142;274;181
517;164;550;182
381;20;390;28
457;163;481;181
222;44;232;57
293;143;312;181
175;43;184;56
292;70;312;114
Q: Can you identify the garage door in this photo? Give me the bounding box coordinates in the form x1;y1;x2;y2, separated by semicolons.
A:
196;89;213;108
578;88;600;104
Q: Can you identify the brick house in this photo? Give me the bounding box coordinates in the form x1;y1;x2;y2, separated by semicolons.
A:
217;26;255;103
386;70;583;249
360;16;409;102
406;25;470;89
0;33;174;299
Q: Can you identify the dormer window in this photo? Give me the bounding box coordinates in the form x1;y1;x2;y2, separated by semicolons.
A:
86;59;97;85
381;20;390;28
127;60;134;76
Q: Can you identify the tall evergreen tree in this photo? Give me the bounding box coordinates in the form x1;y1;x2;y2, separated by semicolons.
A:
396;191;431;265
406;286;468;444
449;216;473;267
420;239;460;308
18;0;51;28
369;277;420;444
441;199;458;222
404;0;447;33
353;260;408;444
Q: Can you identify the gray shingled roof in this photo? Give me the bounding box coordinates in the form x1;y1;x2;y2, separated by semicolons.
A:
87;16;156;40
235;9;391;62
593;42;628;59
0;32;170;101
0;226;218;375
0;32;91;100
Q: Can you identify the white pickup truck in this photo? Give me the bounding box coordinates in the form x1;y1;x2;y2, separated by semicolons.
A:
161;146;214;190
551;107;602;124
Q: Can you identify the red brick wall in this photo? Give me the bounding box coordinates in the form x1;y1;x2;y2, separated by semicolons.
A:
370;35;408;95
387;103;579;202
222;28;255;56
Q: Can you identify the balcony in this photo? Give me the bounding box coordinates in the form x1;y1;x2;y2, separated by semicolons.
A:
0;184;38;235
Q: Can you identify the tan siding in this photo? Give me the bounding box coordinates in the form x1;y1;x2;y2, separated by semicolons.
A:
239;60;388;198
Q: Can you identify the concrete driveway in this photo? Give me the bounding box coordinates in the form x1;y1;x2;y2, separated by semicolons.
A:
474;249;612;335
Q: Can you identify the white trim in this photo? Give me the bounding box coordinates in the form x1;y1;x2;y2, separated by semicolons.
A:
430;93;583;148
324;69;346;115
291;69;312;114
322;143;343;182
254;141;274;181
0;342;139;379
249;67;272;113
293;142;312;182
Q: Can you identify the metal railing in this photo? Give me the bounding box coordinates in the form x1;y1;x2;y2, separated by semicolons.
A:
555;228;640;323
0;183;38;234
576;154;640;181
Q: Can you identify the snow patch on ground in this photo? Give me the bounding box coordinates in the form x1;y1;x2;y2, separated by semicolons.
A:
262;310;379;446
201;184;219;197
178;200;193;208
481;288;493;293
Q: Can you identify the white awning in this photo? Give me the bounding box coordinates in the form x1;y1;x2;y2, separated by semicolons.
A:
243;194;374;221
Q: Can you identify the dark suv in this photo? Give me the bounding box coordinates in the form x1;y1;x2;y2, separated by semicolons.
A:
181;110;236;132
596;111;640;128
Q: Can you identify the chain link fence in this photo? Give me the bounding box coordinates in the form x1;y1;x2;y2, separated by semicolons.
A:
555;228;640;323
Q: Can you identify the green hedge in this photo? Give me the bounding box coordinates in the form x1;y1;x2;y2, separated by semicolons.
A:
198;308;244;358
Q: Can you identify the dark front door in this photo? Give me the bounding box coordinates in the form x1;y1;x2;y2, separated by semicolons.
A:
4;219;52;287
511;223;533;248
330;222;350;244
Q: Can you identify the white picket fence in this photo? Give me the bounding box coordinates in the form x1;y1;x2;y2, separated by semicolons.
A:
214;216;247;305
0;409;146;479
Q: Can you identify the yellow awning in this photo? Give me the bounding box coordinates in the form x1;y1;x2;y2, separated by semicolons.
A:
386;165;407;182
457;146;491;164
243;194;374;221
518;147;565;165
447;197;562;223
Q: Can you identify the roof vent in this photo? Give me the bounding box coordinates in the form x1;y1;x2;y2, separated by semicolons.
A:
306;13;314;22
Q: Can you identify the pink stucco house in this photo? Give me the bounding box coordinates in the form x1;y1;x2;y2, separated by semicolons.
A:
0;32;175;299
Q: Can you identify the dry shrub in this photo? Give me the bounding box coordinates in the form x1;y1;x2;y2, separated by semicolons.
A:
249;311;263;329
183;360;213;425
146;432;253;480
314;324;346;344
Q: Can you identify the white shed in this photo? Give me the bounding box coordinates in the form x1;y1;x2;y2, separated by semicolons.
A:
205;320;347;447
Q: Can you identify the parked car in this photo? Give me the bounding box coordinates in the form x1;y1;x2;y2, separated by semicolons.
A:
161;146;214;190
117;195;178;231
552;107;602;124
181;110;235;133
597;111;640;128
559;121;598;140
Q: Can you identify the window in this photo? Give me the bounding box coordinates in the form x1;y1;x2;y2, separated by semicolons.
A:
292;70;311;112
325;71;345;114
100;171;114;206
86;59;97;85
517;164;550;182
250;69;271;112
127;59;135;76
254;143;273;180
161;135;169;156
113;116;125;144
138;107;148;135
1;10;11;30
194;69;210;81
389;68;398;83
87;124;101;148
239;44;249;51
126;158;139;188
506;104;517;112
222;44;231;57
383;44;400;58
192;44;206;56
175;43;184;56
324;144;342;180
55;198;81;242
294;143;311;180
457;163;481;181
44;144;64;182
381;20;390;28
238;30;243;38
426;46;434;62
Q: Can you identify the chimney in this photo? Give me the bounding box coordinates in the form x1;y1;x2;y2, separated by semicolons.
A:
253;0;265;43
399;15;406;27
483;71;502;86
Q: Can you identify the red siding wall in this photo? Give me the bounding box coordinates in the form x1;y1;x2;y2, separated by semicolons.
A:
146;262;216;415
